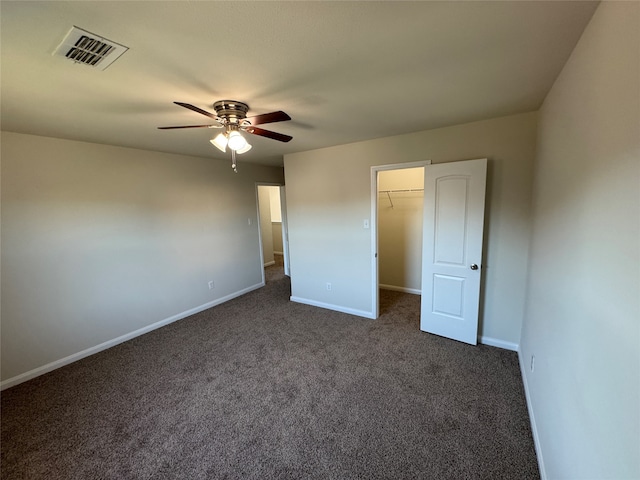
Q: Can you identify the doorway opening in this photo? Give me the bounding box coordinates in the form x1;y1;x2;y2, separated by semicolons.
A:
256;184;290;286
371;161;431;319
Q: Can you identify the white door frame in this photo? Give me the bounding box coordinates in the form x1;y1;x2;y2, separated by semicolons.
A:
255;182;285;286
279;186;291;277
370;160;432;318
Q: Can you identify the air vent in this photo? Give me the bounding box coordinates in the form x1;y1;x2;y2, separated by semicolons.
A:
53;26;128;71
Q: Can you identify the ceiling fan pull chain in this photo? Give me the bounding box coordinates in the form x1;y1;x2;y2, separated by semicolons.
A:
231;150;238;173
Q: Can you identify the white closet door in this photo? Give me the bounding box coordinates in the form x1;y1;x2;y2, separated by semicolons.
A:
420;159;487;345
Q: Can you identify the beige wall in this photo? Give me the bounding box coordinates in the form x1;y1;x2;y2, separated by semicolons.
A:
1;132;284;384
378;168;424;292
269;186;284;254
520;2;639;478
272;223;284;254
269;187;282;222
285;111;537;346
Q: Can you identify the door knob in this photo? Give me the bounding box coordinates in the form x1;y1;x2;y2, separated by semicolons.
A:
470;264;479;270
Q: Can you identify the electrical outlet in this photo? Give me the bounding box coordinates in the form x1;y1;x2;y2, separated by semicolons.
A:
530;354;535;372
326;283;332;291
208;281;214;290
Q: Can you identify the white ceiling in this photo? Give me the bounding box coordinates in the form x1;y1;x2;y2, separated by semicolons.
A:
1;1;599;167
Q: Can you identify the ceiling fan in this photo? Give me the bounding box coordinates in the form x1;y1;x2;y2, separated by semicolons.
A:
159;100;292;172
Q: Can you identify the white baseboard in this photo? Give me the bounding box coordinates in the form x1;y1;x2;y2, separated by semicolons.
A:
290;296;375;319
518;348;547;480
0;282;265;391
264;260;276;267
379;284;421;295
479;336;519;351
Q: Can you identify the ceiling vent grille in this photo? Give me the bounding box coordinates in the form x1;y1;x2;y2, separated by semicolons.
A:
53;26;128;71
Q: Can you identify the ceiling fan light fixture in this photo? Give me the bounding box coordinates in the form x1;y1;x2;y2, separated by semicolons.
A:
236;143;252;154
210;133;228;152
227;130;248;151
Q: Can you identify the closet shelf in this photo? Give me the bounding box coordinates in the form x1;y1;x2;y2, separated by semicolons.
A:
378;188;424;208
378;188;424;193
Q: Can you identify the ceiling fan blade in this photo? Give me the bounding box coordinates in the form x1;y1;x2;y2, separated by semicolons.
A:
246;111;291;126
174;102;219;120
158;124;216;130
246;126;292;143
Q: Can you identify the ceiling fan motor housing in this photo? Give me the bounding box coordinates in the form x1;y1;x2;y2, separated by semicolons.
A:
213;100;249;125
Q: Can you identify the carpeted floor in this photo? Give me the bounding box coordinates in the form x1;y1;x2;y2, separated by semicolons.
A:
1;256;539;479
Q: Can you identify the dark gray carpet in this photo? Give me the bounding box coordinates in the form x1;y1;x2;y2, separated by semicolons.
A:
1;256;539;479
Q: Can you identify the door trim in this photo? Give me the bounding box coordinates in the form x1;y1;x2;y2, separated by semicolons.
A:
370;160;432;319
279;186;291;277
